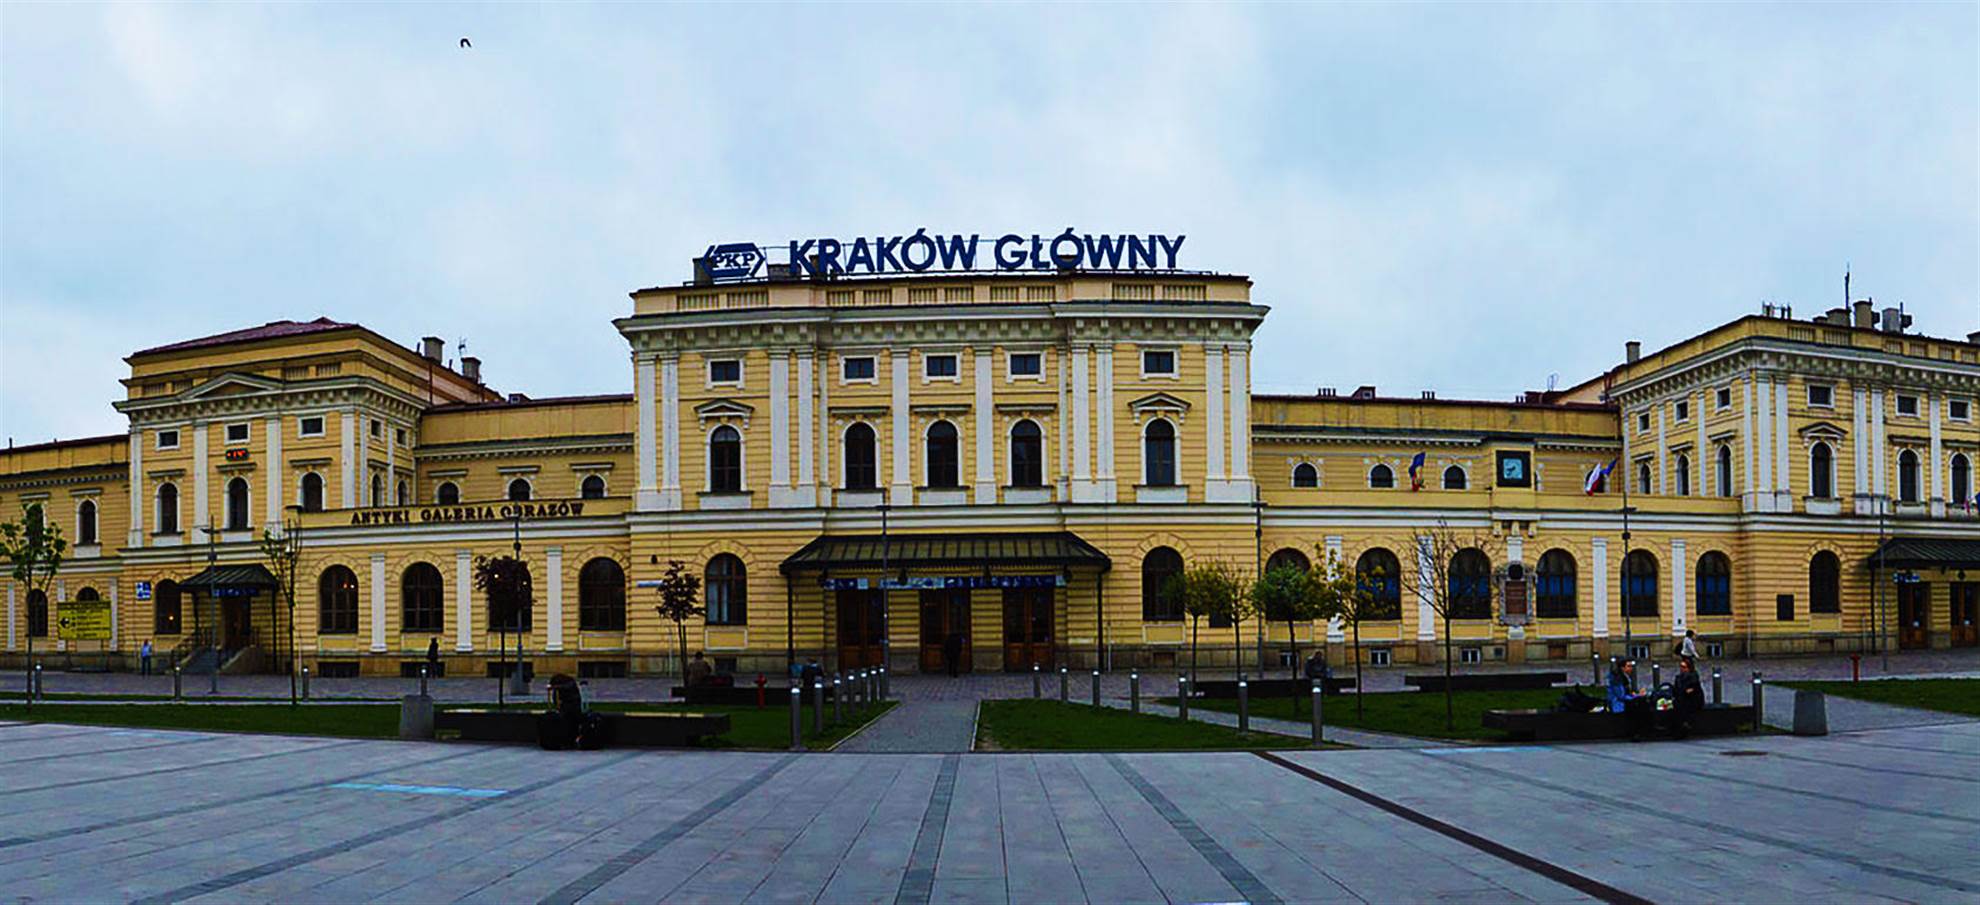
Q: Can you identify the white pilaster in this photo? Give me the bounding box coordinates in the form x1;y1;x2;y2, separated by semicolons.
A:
265;415;283;527
1324;535;1345;642
1095;345;1116;502
1670;538;1687;635
1204;344;1226;483
385;416;396;505
1754;380;1773;511
817;356;832;506
974;348;996;503
1853;386;1870;504
110;584;119;650
1056;349;1069;501
891;352;913;505
770;354;802;507
455;550;474;651
1228;345;1252;490
635;355;660;511
796;352;816;497
661;356;682;510
1871;389;1887;502
1415;535;1435;641
1070;345;1093;500
193;423;210;530
128;428;144;546
1774;379;1791;509
1929;391;1946;516
369;553;387;652
1591;538;1610;638
1655;405;1668;495
339;408;358;509
1742;381;1757;507
545;546;564;652
1695;390;1708;496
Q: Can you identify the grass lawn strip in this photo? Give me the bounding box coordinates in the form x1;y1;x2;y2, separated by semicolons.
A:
975;699;1325;751
1166;686;1600;742
1778;678;1980;719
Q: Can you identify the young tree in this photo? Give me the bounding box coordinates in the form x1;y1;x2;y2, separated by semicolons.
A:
1394;520;1494;730
652;559;703;687
473;554;534;706
1167;560;1246;687
1331;552;1380;719
257;516;302;705
1;504;65;710
1251;560;1322;684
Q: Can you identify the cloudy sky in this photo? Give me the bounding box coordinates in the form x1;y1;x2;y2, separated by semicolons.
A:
3;2;1974;444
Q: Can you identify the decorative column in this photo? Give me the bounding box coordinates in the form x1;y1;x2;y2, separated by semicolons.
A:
1853;386;1870;511
369;553;387;653
265;415;283;526
1753;380;1773;511
635;354;660;511
1773;379;1791;510
193;422;210;530
769;353;797;506
1695;390;1708;495
127;427;144;547
816;355;832;506
974;347;995;503
1228;344;1252;497
1591;538;1610;640
660;355;682;510
110;584;120;651
455;550;474;652
1742;380;1757;508
1070;345;1092;500
1095;345;1116;501
545;546;564;652
1670;538;1687;636
796;351;816;503
1929;391;1945;516
1870;389;1887;503
890;351;912;505
339;408;358;509
1655;404;1668;495
1204;344;1227;494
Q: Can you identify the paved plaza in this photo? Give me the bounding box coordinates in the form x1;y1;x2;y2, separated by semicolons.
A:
0;712;1975;903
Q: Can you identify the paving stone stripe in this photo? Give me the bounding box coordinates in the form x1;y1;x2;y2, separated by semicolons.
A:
130;751;641;905
0;737;375;802
0;733;225;767
1416;747;1980;897
893;752;961;905
0;727;113;745
1692;739;1980;784
1103;753;1285;905
1557;745;1980;827
536;753;798;905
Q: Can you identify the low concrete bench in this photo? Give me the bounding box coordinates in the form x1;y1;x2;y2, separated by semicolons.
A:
1405;671;1568;692
1483;704;1754;741
1194;677;1355;698
437;708;732;748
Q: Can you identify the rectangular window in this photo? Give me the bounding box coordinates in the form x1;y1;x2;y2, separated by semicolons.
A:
1459;647;1482;665
1951;399;1971;421
1716;387;1732;411
924;354;959;379
157;429;180;450
1008;353;1042;377
1141;349;1176;376
842;356;876;382
1807;384;1833;408
1368;649;1392;667
369;419;381;438
225;423;249;444
1776;594;1795;622
1674;400;1689;423
708;359;741;385
298;416;325;437
1896;394;1919;417
395;428;406;445
1637;412;1650;433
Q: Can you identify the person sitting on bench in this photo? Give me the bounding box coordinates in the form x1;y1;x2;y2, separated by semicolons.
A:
1667;656;1705;739
1607;659;1653;740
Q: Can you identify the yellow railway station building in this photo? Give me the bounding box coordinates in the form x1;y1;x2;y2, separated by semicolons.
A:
4;240;1978;678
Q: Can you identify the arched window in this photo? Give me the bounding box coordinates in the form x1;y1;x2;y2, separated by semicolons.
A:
1809;551;1841;614
1695;552;1732;616
1292;462;1318;488
1674;455;1691;497
1535;549;1577;618
153;580;182;634
76;499;97;546
507;478;532;502
1141;547;1184;621
580;474;606;499
1953;453;1972;509
436;481;460;505
157;482;180;534
709;425;742;492
1637;461;1653;495
299;473;324;512
75;586;99;603
401;562;444;633
1442;465;1467;491
925;421;960;489
1143;419;1177;487
370;473;383;508
226;477;250;530
703;554;746;626
395;479;409;507
1266;548;1311;577
1369;464;1394;489
1898;449;1920;502
1448;549;1491;619
26;589;47;638
1810;442;1834;499
580;557;628;631
1355;548;1402;620
1010;420;1043;487
844;423;878;490
1622;550;1658;618
1716;444;1734;497
319;565;359;635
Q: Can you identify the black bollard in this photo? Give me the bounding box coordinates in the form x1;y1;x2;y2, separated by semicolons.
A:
301;666;310;700
812;680;825;735
1178;674;1190;721
419;665;429;697
1591;652;1602;686
1311;682;1325;748
172;665;183;700
1237;680;1250;733
1058;667;1068;703
1090;670;1100;707
833;676;844;723
1130;672;1141;713
1651;661;1661;690
1032;664;1041;699
1751;672;1764;731
789;686;804;751
1712;668;1722;705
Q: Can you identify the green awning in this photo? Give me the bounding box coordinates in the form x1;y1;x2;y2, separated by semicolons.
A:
1864;537;1980;571
781;531;1110;574
180;563;280;594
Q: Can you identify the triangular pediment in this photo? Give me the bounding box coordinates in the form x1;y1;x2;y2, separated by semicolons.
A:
1127;391;1191;414
694;399;755;423
182;372;285;400
1798;420;1847;440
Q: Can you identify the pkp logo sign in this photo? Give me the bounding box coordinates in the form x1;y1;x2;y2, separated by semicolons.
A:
699;243;764;280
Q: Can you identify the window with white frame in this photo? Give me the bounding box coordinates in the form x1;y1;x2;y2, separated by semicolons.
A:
1674;400;1689;423
157;428;179;450
370;419;382;438
842;356;876;382
225;423;250;444
1008;352;1042;378
708;359;741;385
1716;387;1732;411
1141;349;1177;377
1807;384;1833;408
298;416;324;437
1896;394;1919;417
1951;398;1971;422
923;353;959;380
1637;412;1650;433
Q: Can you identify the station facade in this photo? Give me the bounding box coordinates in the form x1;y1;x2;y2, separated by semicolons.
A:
3;262;1977;677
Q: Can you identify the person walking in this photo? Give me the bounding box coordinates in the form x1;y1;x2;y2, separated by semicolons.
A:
139;639;153;677
425;637;440;677
1678;629;1699;661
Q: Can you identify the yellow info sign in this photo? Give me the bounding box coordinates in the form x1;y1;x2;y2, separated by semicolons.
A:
58;599;112;641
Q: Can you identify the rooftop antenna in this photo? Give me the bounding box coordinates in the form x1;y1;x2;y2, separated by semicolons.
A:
1546;372;1559;392
1844;264;1851;304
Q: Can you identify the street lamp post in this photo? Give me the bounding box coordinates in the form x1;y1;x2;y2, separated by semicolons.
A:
200;525;220;694
879;502;890;677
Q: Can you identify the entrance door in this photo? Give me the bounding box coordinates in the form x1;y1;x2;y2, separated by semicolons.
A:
1002;587;1054;671
222;597;254;651
919;589;971;675
835;589;886;669
1950;583;1978;648
1897;582;1931;650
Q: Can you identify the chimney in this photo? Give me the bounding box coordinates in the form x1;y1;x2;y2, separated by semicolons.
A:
420;336;444;362
1967;331;1980;345
1316;387;1337;398
1421;390;1436;400
460;356;481;384
1881;307;1903;333
1853;300;1874;328
1823;307;1848;326
1625;341;1641;364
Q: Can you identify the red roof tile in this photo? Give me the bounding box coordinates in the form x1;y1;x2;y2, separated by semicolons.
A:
133;317;357;356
